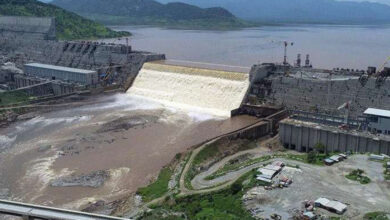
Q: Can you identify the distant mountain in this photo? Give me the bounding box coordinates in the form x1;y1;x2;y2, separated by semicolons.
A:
0;0;129;40
157;0;390;24
51;0;249;29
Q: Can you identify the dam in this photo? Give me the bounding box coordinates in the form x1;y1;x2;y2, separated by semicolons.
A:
128;62;250;117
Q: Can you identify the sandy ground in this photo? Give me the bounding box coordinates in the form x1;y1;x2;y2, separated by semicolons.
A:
244;154;390;219
0;93;257;211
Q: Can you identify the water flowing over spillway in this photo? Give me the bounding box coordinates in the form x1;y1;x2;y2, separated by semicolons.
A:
127;62;250;117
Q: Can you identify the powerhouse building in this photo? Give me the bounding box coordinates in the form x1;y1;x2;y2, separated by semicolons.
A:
24;63;98;85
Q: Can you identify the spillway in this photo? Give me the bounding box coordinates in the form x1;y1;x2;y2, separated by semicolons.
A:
127;62;250;117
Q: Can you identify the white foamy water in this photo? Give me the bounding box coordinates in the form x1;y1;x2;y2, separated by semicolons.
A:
127;64;250;117
15;115;91;133
78;93;163;113
20;153;72;202
0;135;16;151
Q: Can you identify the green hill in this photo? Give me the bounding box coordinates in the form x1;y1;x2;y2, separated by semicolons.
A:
0;0;130;40
159;0;390;24
51;0;249;29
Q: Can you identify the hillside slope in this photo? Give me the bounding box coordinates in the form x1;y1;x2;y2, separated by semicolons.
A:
158;0;390;24
0;0;129;40
51;0;249;29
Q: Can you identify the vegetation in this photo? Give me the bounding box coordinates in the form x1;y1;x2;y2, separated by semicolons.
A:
80;14;251;30
0;91;31;106
346;169;371;184
193;143;220;166
384;160;390;181
141;169;263;220
307;143;332;165
161;0;390;25
205;151;335;180
205;155;271;180
52;0;252;29
186;139;257;188
364;212;389;220
184;143;220;190
137;167;173;202
0;0;129;40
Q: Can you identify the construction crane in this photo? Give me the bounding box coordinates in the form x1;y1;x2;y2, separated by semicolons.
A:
283;41;294;65
375;56;390;87
378;56;390;74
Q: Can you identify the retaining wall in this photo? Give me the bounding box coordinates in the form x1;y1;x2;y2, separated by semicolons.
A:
280;120;390;155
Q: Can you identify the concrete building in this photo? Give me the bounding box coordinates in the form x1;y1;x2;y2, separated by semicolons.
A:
314;198;347;214
0;16;56;40
364;108;390;135
24;63;98;85
280;118;390;155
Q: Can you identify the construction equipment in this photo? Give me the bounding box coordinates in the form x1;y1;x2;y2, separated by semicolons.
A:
283;41;294;65
295;54;301;67
374;56;390;87
338;101;351;129
100;64;117;86
378;56;390;74
304;54;312;68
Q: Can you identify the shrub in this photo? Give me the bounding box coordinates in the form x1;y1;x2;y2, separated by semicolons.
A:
231;182;243;194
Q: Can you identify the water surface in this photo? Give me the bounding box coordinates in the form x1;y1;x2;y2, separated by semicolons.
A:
107;25;390;70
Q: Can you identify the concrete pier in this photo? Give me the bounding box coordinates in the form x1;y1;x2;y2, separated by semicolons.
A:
280;118;390;155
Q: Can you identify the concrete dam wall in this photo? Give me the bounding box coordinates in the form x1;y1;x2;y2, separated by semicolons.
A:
249;64;390;117
127;62;250;117
0;16;56;40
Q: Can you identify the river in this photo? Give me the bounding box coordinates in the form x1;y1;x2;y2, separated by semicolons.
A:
106;24;390;70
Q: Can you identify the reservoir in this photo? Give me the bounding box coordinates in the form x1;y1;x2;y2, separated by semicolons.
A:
108;24;390;70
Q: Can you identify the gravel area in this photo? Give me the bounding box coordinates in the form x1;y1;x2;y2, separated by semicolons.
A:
243;155;390;219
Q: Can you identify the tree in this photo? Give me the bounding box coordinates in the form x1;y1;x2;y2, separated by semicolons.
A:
314;142;325;153
231;182;242;194
307;151;317;164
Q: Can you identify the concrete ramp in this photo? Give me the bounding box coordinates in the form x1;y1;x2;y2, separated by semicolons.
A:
127;62;250;117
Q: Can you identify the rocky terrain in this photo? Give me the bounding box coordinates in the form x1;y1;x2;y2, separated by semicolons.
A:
50;170;110;188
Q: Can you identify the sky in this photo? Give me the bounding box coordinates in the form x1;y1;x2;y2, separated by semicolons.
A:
39;0;390;5
341;0;390;5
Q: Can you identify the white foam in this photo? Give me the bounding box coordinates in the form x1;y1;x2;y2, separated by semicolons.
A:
21;153;72;198
0;135;16;151
127;68;249;117
15;115;92;133
187;111;221;122
78;93;163;113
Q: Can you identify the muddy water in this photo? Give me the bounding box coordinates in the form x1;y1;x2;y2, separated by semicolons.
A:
0;93;256;210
